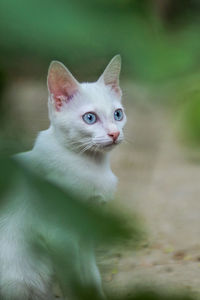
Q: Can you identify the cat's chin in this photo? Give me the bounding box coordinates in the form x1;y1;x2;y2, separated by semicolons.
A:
96;141;121;152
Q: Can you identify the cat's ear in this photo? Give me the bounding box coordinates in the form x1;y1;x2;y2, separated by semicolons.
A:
98;55;122;96
47;61;80;111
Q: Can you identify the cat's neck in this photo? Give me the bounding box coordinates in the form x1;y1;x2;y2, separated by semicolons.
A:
34;126;110;166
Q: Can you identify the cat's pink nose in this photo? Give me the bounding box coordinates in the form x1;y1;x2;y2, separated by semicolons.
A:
108;131;120;142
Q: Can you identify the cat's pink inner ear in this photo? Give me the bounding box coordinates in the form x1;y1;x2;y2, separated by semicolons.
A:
48;61;79;111
104;75;121;96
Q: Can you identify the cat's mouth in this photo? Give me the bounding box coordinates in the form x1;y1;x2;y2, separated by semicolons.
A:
104;141;116;147
98;140;121;150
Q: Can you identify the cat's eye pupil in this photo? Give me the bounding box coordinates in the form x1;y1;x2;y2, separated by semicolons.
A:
114;109;123;121
83;112;97;124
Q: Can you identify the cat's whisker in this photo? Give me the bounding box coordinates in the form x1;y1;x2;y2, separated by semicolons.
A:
93;138;111;144
92;145;101;157
124;138;134;145
79;142;94;154
123;132;134;143
74;141;90;148
70;139;93;152
94;136;109;140
81;146;92;154
69;138;91;147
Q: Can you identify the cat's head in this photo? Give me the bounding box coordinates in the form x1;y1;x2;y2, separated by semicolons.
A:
47;55;126;154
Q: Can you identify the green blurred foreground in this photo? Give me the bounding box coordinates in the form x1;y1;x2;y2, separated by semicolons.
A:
0;154;197;299
0;154;136;299
0;156;134;243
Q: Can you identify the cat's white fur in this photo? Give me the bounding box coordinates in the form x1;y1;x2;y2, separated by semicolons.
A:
0;55;126;299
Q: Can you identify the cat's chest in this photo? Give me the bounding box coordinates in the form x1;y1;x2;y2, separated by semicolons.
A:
46;155;117;202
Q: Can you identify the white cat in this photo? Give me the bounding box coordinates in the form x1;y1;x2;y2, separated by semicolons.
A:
0;55;126;299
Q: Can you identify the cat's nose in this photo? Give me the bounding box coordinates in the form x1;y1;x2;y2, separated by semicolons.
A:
108;131;120;142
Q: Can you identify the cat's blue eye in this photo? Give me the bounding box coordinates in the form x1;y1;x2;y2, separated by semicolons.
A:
114;109;123;121
82;112;97;125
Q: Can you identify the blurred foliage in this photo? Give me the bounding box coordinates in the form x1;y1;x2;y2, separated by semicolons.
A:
0;153;141;298
1;0;200;81
0;156;195;299
0;155;138;244
158;72;200;151
175;90;200;148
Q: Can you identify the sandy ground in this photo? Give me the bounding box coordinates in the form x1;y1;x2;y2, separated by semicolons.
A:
3;80;200;298
101;84;200;299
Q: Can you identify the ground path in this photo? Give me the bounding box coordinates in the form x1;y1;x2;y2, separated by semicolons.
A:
101;83;200;299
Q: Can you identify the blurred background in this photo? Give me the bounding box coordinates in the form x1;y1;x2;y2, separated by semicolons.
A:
1;0;200;298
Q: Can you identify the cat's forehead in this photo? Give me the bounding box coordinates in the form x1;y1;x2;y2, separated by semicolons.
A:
79;82;121;109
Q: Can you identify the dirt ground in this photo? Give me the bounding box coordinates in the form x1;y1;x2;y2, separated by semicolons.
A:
101;83;200;299
3;80;200;299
